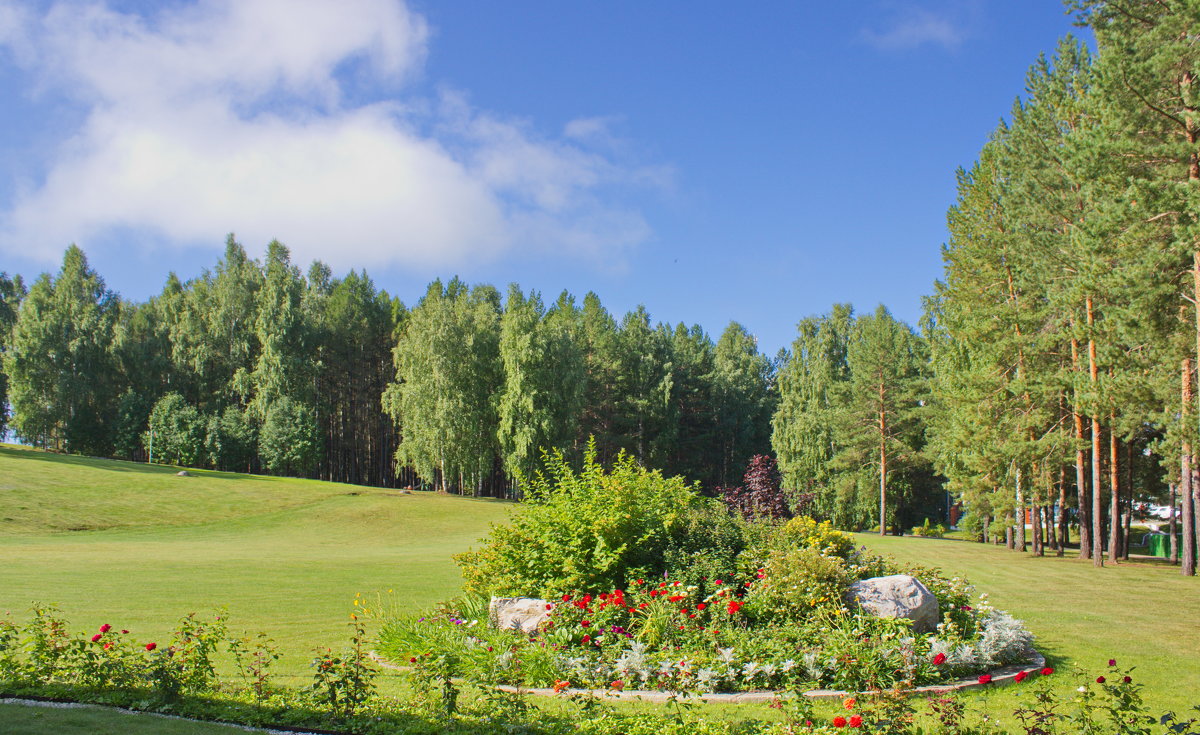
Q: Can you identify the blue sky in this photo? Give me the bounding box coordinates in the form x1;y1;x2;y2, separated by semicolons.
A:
0;0;1085;356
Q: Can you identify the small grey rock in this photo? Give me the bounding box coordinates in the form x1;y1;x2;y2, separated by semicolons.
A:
849;574;939;633
175;470;191;477
489;596;551;635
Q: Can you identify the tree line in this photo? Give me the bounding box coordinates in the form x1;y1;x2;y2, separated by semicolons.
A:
0;239;776;495
3;0;1198;575
919;0;1200;573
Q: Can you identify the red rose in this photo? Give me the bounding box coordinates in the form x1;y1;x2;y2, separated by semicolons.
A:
145;642;157;651
978;674;992;685
1041;667;1054;676
933;652;947;665
832;716;847;728
121;629;129;634
562;594;571;602
1107;659;1116;667
103;643;111;650
696;603;707;611
581;635;592;644
1123;675;1132;684
581;620;591;627
849;715;863;728
1096;676;1106;683
99;624;111;633
610;679;624;691
409;657;417;663
1014;671;1028;683
91;633;103;642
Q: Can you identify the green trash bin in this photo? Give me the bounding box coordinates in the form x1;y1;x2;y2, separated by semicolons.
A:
1147;532;1199;560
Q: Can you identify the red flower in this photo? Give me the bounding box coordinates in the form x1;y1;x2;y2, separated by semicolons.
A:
103;643;111;650
99;624;111;633
696;603;707;611
1041;667;1054;676
960;605;972;611
581;620;591;627
714;579;723;585
1123;675;1132;684
848;715;863;728
668;595;685;603
145;642;157;651
832;716;847;728
120;629;128;634
1096;676;1106;684
581;635;592;644
610;679;625;691
91;633;103;642
552;679;570;694
1107;658;1116;667
932;652;947;665
635;579;644;585
409;657;417;663
1014;671;1028;683
562;593;571;602
977;674;992;685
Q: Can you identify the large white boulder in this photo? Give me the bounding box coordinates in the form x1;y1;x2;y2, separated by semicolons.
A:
848;574;939;633
489;596;551;635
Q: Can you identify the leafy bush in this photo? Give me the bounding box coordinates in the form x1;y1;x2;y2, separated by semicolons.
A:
721;454;791;520
205;406;257;472
455;445;700;598
911;518;947;538
778;516;856;559
258;397;320;474
145;392;206;467
662;499;745;593
744;546;853;624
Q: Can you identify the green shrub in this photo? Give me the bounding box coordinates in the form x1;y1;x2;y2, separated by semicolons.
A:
455;444;700;598
744;546;853;624
777;516;856;558
911;518;947;538
662;499;745;593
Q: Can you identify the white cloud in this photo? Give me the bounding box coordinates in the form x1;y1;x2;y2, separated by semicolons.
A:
861;4;971;51
0;0;657;270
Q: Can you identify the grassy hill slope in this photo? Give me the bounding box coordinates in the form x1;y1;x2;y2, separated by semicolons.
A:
0;445;511;684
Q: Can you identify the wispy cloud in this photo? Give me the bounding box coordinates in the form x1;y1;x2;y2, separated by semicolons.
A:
860;3;974;51
0;0;661;270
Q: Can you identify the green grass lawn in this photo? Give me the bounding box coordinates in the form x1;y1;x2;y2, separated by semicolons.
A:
0;444;512;688
854;532;1200;716
2;444;1197;731
0;702;283;735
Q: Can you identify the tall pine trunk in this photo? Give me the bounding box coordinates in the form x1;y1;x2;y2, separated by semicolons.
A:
1015;465;1027;552
1109;428;1121;563
1087;296;1104;567
1170;483;1179;564
1071;336;1091;560
879;383;887;536
1182;357;1196;576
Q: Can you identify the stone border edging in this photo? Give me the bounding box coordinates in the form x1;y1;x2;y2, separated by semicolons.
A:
370;649;1045;703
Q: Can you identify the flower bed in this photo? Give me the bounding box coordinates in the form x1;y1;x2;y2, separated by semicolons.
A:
377;560;1036;695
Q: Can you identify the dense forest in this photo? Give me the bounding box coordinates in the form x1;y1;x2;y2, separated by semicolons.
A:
2;0;1199;574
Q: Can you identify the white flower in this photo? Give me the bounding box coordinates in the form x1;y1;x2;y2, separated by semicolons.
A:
781;659;797;672
717;647;736;665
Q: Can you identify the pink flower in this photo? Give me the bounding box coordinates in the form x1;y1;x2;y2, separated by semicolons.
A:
1108;658;1116;667
145;642;157;651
